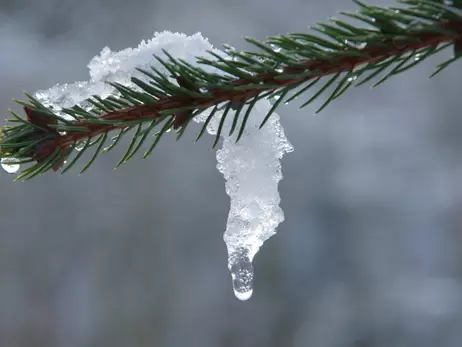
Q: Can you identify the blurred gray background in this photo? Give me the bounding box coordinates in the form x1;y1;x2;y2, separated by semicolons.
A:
1;0;462;346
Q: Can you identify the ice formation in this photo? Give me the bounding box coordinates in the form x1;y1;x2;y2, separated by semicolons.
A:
6;31;293;300
194;103;292;300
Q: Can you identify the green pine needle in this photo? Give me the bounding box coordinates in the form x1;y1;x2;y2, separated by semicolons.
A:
1;0;462;179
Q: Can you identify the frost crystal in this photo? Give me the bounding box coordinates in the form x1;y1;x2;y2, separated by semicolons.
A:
28;31;293;300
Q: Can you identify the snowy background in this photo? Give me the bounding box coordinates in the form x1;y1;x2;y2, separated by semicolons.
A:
1;0;462;346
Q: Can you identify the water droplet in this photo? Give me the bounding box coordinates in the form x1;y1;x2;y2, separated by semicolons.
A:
270;44;281;53
268;94;281;105
414;53;422;61
75;142;85;152
1;157;20;174
344;39;366;49
58;131;67;136
80;101;94;113
228;249;254;301
224;55;239;62
347;75;358;82
103;135;119;152
275;67;284;73
346;39;369;51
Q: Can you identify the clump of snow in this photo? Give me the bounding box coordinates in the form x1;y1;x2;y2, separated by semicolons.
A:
34;32;222;117
27;31;293;300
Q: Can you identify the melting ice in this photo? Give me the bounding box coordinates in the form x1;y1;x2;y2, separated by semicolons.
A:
194;101;293;300
16;31;293;300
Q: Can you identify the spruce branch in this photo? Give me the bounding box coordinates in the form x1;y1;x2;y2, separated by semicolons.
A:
1;0;462;180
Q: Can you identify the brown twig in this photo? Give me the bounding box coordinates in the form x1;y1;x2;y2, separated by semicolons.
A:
32;22;462;162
